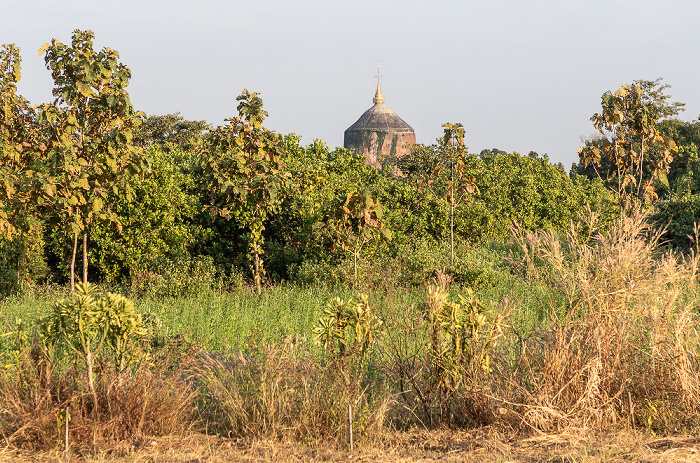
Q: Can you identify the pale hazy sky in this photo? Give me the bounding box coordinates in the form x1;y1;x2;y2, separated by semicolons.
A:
2;0;699;168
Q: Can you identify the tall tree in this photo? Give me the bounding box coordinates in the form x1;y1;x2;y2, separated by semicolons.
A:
318;190;391;284
202;90;291;294
578;78;682;209
439;123;476;265
134;112;210;149
38;30;145;291
0;44;43;239
0;45;49;291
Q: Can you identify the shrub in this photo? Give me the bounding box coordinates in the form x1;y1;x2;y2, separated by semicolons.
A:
0;216;48;295
0;286;197;452
382;275;509;428
289;258;348;288
652;193;700;250
132;255;224;299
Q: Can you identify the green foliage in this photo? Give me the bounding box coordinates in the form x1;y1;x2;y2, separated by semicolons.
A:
88;146;205;286
317;191;391;283
458;151;590;243
394;239;508;290
578;79;681;208
399;123;477;264
135;255;223;299
264;139;385;280
313;293;383;360
439;123;477;264
384;281;508;427
202;90;291;294
0;214;47;295
38;283;147;373
424;285;503;388
657;118;700;196
37;29;146;288
652;194;700;250
35;282;148;409
289;258;347;288
134;112;210;149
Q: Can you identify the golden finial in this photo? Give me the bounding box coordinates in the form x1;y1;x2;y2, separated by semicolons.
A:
373;64;384;105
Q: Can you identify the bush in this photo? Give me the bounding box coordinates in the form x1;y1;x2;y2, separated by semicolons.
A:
448;244;510;290
0;286;197;452
132;255;224;299
381;275;509;428
652;193;700;250
0;216;47;295
289;258;348;288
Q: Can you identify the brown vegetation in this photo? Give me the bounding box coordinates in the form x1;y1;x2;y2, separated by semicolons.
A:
1;212;699;459
507;210;700;432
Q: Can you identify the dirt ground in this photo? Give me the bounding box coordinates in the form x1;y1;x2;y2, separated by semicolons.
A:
2;430;700;462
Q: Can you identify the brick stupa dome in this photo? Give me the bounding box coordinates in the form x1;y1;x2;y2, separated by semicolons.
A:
344;76;416;170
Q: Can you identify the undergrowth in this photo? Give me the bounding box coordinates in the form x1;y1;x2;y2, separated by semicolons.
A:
1;211;699;454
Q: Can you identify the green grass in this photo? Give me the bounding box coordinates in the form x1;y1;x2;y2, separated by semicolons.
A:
0;280;436;354
0;288;63;329
0;284;362;352
0;275;548;356
135;285;359;350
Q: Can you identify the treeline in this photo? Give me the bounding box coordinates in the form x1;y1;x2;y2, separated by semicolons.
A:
1;31;698;295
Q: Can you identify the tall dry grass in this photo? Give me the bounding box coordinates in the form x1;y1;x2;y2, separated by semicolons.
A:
505;210;700;432
190;335;390;446
0;339;198;451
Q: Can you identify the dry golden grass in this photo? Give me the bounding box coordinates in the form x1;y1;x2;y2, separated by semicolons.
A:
502;210;700;433
2;431;700;462
189;336;390;445
0;341;198;452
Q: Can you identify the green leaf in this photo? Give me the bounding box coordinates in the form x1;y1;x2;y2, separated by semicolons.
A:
76;81;93;97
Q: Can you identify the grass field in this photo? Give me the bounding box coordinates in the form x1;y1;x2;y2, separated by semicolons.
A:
1;212;699;460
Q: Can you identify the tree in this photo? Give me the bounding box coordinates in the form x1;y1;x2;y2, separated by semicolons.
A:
134;112;210;149
438;123;476;265
398;124;477;263
0;44;43;240
38;30;145;291
0;45;51;293
318;190;392;283
202;90;291;294
578;78;682;209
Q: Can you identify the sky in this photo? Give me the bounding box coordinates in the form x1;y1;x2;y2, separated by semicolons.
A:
2;0;699;168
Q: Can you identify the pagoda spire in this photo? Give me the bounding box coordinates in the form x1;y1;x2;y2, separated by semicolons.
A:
373;65;384;105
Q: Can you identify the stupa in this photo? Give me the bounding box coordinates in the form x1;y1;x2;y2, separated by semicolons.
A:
344;69;416;170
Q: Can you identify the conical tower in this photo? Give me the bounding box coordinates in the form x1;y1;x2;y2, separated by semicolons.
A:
344;69;416;170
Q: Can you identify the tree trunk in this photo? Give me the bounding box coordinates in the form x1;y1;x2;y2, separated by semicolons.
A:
82;231;88;283
254;243;261;295
354;251;358;284
70;232;78;292
450;180;455;266
85;350;98;413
